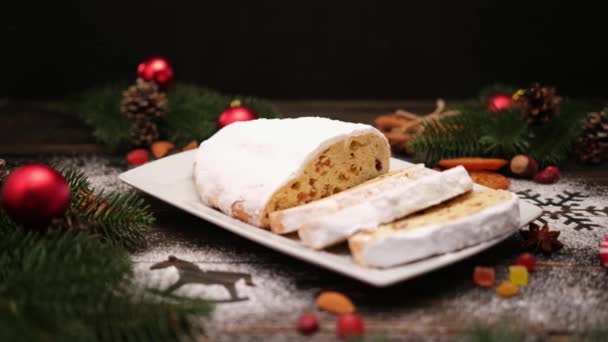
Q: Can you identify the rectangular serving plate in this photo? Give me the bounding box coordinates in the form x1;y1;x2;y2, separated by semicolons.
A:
120;151;542;287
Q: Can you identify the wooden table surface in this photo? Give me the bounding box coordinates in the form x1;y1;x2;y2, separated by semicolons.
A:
1;99;607;341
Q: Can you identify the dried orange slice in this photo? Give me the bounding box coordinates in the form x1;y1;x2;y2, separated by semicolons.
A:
438;158;509;171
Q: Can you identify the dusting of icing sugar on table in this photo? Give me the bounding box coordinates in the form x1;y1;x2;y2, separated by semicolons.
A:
35;155;608;340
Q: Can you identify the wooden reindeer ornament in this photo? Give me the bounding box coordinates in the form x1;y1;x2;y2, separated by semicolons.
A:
151;255;255;301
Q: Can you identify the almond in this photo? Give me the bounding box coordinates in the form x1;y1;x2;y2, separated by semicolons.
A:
151;141;175;159
182;140;198;151
316;291;355;314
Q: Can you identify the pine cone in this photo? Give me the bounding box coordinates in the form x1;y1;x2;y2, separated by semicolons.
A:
130;118;160;147
121;78;167;147
516;82;562;125
575;110;608;164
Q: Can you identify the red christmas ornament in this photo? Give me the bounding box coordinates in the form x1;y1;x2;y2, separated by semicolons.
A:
137;57;174;87
1;164;70;228
488;93;514;112
217;100;257;128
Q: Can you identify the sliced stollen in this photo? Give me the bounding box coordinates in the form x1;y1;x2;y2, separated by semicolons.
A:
349;189;520;268
194;117;390;228
269;165;474;249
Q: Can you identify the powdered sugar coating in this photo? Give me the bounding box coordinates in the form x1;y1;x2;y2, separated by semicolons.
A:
351;191;520;268
297;166;474;249
193;117;388;226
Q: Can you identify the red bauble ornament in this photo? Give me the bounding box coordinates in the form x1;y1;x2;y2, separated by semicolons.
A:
217;100;257;128
1;164;70;228
137;57;174;87
488;93;514;112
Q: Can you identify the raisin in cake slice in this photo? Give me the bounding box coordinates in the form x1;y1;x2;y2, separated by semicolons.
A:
193;117;390;228
269;165;473;249
348;189;520;268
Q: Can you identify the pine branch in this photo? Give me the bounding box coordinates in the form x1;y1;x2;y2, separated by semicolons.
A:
459;325;524;342
410;100;590;166
528;99;594;165
72;84;131;151
0;226;209;342
164;84;280;146
66;83;280;150
410;106;529;165
163;84;229;146
53;167;154;250
477;110;529;157
410;112;482;165
0;167;211;341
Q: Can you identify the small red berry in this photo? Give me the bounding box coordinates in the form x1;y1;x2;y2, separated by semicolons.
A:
297;313;319;335
516;252;537;272
336;313;364;339
534;165;560;184
126;149;149;166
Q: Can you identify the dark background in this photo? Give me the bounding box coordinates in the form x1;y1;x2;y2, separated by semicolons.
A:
2;1;607;100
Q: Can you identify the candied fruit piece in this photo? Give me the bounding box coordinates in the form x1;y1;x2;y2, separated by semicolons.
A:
473;266;495;288
509;265;529;286
496;281;518;298
516;252;536;272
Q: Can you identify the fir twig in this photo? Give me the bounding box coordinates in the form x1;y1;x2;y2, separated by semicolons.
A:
410;100;593;166
459;325;524;342
67;83;280;150
73;84;131;151
528;99;594;165
0;227;209;342
53;167;154;250
0;167;211;341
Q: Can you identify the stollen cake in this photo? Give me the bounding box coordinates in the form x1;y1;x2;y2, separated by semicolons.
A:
193;117;390;227
270;165;474;250
348;189;520;268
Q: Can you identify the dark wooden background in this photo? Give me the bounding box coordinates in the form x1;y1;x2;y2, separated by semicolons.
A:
3;1;607;100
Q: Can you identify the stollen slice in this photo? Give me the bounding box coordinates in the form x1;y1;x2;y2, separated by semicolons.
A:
270;165;474;249
348;189;520;268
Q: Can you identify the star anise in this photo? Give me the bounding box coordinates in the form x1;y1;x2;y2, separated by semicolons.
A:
520;222;564;255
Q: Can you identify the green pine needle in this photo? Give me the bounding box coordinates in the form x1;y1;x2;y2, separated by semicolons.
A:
65;83;280;151
71;84;131;151
410;100;592;166
164;84;280;146
54;167;154;250
459;325;524;342
0;227;209;342
527;99;593;165
0;167;211;341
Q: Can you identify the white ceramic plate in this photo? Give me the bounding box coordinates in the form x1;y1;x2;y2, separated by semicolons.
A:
120;151;542;287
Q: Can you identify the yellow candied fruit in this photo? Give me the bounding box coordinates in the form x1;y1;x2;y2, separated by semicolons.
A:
509;265;529;286
496;281;519;298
